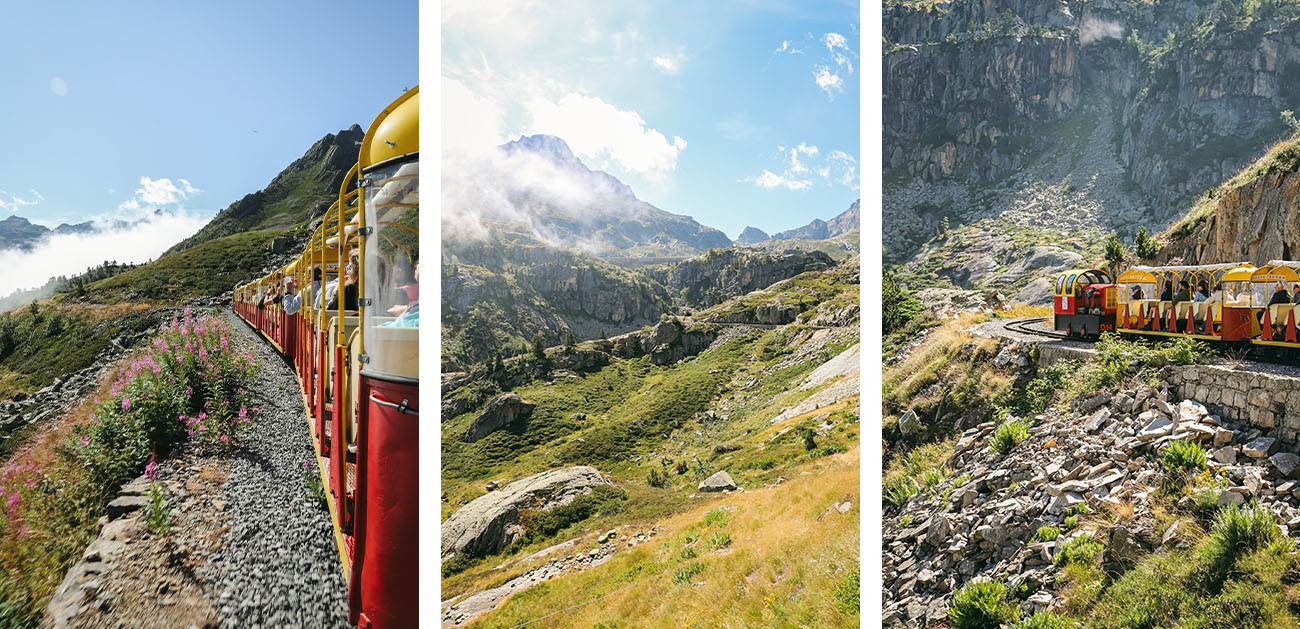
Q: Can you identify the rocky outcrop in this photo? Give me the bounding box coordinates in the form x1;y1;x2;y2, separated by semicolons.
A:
440;466;610;561
463;393;534;443
1162;167;1300;266
647;247;834;308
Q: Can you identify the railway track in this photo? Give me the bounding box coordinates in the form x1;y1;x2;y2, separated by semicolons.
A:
1002;317;1071;340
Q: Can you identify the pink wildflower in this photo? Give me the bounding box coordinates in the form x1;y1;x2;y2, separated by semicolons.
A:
121;398;131;411
219;435;229;444
145;455;158;481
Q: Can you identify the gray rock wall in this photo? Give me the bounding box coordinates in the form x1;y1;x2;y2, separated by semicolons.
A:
1165;364;1300;446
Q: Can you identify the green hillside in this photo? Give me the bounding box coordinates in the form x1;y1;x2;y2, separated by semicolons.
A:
83;229;282;303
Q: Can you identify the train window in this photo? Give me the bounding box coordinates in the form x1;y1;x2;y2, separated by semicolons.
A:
362;157;419;380
1056;274;1067;296
1066;274;1078;295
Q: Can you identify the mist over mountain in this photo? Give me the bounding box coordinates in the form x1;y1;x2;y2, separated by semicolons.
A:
443;134;731;257
0;214;147;252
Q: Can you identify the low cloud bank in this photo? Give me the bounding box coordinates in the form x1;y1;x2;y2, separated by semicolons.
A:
0;211;211;298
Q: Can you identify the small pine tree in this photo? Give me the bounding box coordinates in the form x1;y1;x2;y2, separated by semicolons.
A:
884;271;924;334
1103;233;1125;277
530;332;546;360
803;428;818;451
563;329;577;350
1134;226;1159;260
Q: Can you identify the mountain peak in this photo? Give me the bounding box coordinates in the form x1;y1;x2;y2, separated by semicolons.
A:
499;134;636;200
734;226;770;246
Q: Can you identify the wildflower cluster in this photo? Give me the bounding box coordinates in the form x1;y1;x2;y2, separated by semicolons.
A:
0;460;40;538
73;308;258;492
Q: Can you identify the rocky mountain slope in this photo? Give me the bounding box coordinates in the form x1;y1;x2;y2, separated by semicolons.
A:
732;226;770;246
771;199;860;241
165;125;363;255
887;0;1300;290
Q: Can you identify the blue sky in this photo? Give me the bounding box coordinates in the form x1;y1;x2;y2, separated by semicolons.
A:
0;1;418;228
442;0;860;240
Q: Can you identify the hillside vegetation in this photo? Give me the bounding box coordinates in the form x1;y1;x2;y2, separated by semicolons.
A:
0;303;155;398
441;261;860;624
81;230;283;304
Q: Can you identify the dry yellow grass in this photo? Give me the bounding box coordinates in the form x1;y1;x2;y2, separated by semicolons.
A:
468;444;860;628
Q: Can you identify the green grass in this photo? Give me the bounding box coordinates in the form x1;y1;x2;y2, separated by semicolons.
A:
990;419;1029;456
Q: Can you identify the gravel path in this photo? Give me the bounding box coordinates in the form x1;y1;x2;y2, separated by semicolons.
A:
202;308;349;628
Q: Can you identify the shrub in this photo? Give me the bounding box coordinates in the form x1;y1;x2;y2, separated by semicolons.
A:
1022;360;1077;415
1063;515;1079;531
679;545;699;560
1161;440;1209;473
885;271;924;334
990;419;1029;456
1055;534;1104;567
704;508;730;529
948;578;1021;628
646;468;668;489
1201;503;1280;583
517;486;628;543
1164;337;1209;366
707;532;731;550
1035;525;1061;542
920;466;950;489
834;566;859;616
884;476;919;508
672;562;704;585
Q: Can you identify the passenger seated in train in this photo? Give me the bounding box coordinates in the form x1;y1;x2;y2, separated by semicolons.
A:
327;257;359;311
1193;282;1209;302
1173;281;1191;304
305;267;321;308
1131;285;1144;300
1160;283;1173;301
283;277;301;316
1292;283;1300;305
1271;283;1291;306
1208;283;1223;305
381;263;419;328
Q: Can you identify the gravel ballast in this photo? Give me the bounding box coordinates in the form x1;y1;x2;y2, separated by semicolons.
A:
203;308;350;628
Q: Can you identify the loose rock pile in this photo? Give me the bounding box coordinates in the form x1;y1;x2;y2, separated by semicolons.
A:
884;382;1300;627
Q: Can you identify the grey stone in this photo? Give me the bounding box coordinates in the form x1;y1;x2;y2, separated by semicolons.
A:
1244;437;1278;459
463;393;535;443
1272;452;1300;479
698;470;738;492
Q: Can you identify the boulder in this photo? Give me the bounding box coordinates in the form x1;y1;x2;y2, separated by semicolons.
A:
1243;437;1277;459
441;466;609;560
899;409;922;436
698;471;738;492
463;393;535;443
1272;453;1300;479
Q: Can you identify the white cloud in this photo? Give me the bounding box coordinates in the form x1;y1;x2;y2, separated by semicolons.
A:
118;176;200;212
775;39;804;55
0;189;43;213
50;77;67;97
527;93;686;177
442;75;507;155
814;66;843;98
0;210;210;297
652;56;675;73
747;170;812;191
787;142;819;173
746;145;858;192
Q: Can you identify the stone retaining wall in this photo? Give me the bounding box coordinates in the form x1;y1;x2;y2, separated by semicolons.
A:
1164;364;1300;446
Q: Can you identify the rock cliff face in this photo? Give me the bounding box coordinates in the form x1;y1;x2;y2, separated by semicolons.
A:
645;248;834;309
1161;165;1300;266
886;0;1300;277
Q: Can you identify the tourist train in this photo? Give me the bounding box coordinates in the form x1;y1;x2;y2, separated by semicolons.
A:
232;86;418;628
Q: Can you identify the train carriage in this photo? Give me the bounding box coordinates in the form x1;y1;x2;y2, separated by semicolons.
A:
1251;262;1300;346
231;85;418;628
1116;263;1255;341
